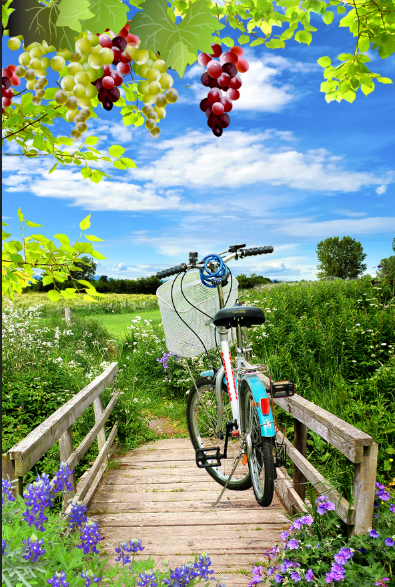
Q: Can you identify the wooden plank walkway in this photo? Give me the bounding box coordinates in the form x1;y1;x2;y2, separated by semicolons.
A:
88;438;289;587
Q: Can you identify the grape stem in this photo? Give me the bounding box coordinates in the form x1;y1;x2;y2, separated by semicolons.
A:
2;105;63;140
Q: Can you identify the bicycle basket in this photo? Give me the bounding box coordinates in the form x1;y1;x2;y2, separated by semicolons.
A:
156;271;239;358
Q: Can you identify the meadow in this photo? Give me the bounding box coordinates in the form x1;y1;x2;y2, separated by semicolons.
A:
2;277;394;498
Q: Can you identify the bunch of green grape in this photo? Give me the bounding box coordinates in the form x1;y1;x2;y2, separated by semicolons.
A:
6;29;179;141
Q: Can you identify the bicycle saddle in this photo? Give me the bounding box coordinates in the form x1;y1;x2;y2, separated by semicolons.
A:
213;304;265;328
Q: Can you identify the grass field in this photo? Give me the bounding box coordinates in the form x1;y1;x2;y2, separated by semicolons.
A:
90;309;162;338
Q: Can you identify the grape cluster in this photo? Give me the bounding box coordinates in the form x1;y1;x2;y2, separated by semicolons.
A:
2;64;22;113
198;44;249;137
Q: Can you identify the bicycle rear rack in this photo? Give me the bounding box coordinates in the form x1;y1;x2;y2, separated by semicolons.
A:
195;420;237;468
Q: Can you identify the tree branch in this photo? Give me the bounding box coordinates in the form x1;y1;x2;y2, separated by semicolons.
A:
2;106;62;140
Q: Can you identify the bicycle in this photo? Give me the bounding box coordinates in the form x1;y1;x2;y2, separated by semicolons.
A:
156;244;294;507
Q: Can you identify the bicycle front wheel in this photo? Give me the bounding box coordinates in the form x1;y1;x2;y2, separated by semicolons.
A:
187;377;251;490
242;382;274;506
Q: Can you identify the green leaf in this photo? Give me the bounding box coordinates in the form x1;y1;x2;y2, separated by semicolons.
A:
317;56;331;68
294;30;312;45
322;11;334;25
42;275;54;286
79;0;129;35
222;37;234;47
56;0;94;32
90;170;108;183
250;38;265;47
79;215;91;231
48;289;61;303
238;34;250;45
377;77;393;84
81;168;92;179
85;235;104;242
342;89;356;103
25;221;43;227
361;82;374;96
77;279;95;288
84;136;100;145
58;136;74;146
113;160;127;170
265;39;285;49
119;157;136;169
109;145;126;158
54;233;70;245
9;253;24;263
358;36;370;53
49;163;57;174
91;249;107;260
17;208;24;221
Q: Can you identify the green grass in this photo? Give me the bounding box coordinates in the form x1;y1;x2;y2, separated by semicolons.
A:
89;309;162;338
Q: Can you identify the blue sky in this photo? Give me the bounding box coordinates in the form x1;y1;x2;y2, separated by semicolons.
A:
2;9;395;281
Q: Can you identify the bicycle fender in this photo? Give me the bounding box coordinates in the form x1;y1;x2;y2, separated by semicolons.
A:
241;373;275;438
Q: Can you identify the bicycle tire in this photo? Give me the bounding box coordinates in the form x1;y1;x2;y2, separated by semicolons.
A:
187;376;252;490
242;382;274;506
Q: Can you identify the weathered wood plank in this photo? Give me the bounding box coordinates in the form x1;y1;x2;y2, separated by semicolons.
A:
90;510;288;526
93;489;267;502
352;443;378;535
89;501;274;514
58;427;76;504
277;432;355;524
93;395;107;454
274;466;307;515
9;362;119;476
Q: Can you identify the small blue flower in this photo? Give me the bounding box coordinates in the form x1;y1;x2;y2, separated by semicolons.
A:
290;571;301;582
81;570;101;586
137;570;157;587
2;538;6;556
2;479;15;505
305;569;314;583
47;571;69;586
274;575;283;584
369;529;379;538
385;538;394;547
23;473;53;531
286;539;299;550
68;502;87;530
23;534;45;562
78;521;102;555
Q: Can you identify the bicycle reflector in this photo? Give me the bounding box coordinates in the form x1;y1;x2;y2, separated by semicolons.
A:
260;398;270;415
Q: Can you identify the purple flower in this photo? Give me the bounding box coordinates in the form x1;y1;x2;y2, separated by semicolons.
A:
290;571;301;582
53;462;74;494
275;575;283;584
2;538;6;556
251;565;263;584
280;559;294;573
157;352;179;370
23;534;45;562
301;515;314;526
267;567;275;577
47;571;69;586
266;546;280;560
78;521;102;555
375;580;389;586
317;500;336;515
305;569;314;582
2;479;15;504
137;570;158;587
369;529;379;538
390;503;395;514
23;473;53;531
286;539;299;550
115;539;145;564
334;547;353;565
290;518;303;531
81;571;101;586
69;502;87;530
280;531;289;542
385;538;394;547
326;564;346;583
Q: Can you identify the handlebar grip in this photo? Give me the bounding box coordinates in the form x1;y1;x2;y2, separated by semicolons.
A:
156;263;188;279
240;246;274;258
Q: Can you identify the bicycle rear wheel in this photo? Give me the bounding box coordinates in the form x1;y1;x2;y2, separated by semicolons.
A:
242;382;274;506
187;376;251;490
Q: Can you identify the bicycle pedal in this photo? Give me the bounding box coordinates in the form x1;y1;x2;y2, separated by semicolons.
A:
195;447;223;468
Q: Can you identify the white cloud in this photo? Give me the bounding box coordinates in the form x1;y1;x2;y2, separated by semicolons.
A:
376;185;387;195
114;263;127;272
272;216;395;237
332;209;368;218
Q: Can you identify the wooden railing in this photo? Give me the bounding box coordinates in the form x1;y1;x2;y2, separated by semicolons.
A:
2;362;119;514
258;373;378;536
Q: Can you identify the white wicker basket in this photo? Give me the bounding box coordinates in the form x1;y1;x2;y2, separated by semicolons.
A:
156;271;238;358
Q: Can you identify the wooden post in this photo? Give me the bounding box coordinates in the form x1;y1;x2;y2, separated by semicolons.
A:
351;442;378;535
58;427;77;506
293;419;307;502
93;395;107;456
64;307;72;326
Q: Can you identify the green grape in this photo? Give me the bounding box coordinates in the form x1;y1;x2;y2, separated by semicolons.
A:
36;88;45;98
88;53;104;69
15;65;27;78
25;42;38;51
142;93;156;105
153;60;167;73
70;129;81;141
36;69;47;78
73;84;86;98
142;105;153;116
86;33;100;47
148;50;157;61
79;54;89;65
26;80;36;90
85;85;97;99
150;127;160;138
138;64;150;78
132;61;140;74
51;56;66;71
66;109;78;121
126;46;138;60
78;98;91;108
76;122;88;133
146;59;154;68
148;81;161;95
90;44;102;55
135;49;149;65
145;119;156;130
8;37;21;51
147;110;158;121
155;94;167;108
25;69;35;81
40;57;50;69
76;38;91;55
154;106;166;119
61;75;75;91
99;48;114;65
30;46;43;59
74;114;85;124
66;96;79;111
146;68;160;83
165;88;178;104
57;49;72;61
70;52;82;63
41;41;50;53
40;78;48;87
80;108;91;120
68;62;83;75
74;71;90;86
19;52;31;66
30;58;41;70
138;81;150;94
55;89;68;105
160;73;173;89
32;96;41;105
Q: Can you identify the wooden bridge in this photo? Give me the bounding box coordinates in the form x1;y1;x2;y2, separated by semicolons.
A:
3;362;378;585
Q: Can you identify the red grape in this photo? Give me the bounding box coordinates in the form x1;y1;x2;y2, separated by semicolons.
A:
218;73;231;88
212;102;224;115
126;34;139;46
102;76;114;89
230;76;242;90
209;43;222;58
222;63;237;78
198;53;212;67
2;68;12;78
207;88;222;104
212;125;223;137
120;51;132;63
200;98;211;112
218;113;230;129
111;71;123;86
220;52;238;65
99;34;112;48
8;64;16;72
93;79;104;91
2;76;11;89
112;46;121;61
227;88;240;101
207;60;222;79
10;75;20;87
103;99;113;111
221;96;233;112
207;115;217;129
230;46;243;57
205;106;213;118
112;36;127;51
103;64;113;76
98;88;108;102
108;87;120;102
201;72;211;87
119;27;129;39
4;88;13;99
2;87;5;96
236;58;249;73
2;97;11;107
117;62;130;74
124;23;131;31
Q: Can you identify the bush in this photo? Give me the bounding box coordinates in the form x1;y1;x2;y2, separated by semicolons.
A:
237;273;272;289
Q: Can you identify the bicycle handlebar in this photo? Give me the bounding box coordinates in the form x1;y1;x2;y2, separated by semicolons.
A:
156;245;273;279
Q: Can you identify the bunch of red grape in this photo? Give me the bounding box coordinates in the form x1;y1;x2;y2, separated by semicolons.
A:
2;64;21;114
198;44;249;137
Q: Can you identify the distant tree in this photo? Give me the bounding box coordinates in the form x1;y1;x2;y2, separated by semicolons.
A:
316;236;367;279
69;256;97;281
99;275;108;282
378;237;395;278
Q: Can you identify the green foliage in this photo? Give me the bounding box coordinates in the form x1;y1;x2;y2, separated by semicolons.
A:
69;255;97;281
316;236;367;279
237;273;272;289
